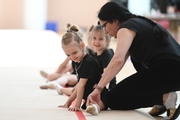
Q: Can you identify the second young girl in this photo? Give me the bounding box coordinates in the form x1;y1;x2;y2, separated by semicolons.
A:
87;25;116;90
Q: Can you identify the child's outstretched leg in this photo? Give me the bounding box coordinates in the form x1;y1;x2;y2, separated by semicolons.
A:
55;74;77;87
39;70;62;82
53;82;74;96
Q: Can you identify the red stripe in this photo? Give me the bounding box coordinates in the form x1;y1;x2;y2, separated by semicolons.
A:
75;111;86;120
72;100;86;120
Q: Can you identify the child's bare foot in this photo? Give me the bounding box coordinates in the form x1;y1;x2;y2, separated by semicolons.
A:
86;104;100;115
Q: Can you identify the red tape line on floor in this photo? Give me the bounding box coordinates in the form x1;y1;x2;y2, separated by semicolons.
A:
72;100;86;120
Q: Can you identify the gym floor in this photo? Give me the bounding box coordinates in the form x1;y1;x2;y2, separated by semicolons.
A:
0;30;179;120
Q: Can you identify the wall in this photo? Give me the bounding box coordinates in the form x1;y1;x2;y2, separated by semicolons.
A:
0;0;108;32
0;0;23;29
47;0;108;33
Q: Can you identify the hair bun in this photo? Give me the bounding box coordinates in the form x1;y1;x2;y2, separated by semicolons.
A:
66;24;83;38
89;25;95;32
69;25;79;32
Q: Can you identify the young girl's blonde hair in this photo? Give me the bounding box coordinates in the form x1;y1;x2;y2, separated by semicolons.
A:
87;25;111;49
61;24;83;47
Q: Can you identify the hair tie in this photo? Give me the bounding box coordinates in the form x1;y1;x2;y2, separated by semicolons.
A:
67;30;72;32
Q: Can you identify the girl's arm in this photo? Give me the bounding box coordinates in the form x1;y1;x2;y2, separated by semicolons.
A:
67;84;78;103
68;78;88;111
59;84;78;108
56;57;72;73
97;28;136;89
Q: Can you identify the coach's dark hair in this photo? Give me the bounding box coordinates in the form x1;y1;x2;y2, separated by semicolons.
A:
98;2;169;45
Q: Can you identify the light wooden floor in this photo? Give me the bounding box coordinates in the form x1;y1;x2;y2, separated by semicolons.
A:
0;30;180;120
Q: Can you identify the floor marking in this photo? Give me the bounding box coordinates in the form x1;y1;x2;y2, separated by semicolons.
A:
72;100;86;120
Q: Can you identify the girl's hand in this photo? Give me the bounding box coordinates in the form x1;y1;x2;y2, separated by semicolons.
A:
68;106;81;111
86;89;101;106
58;102;71;108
